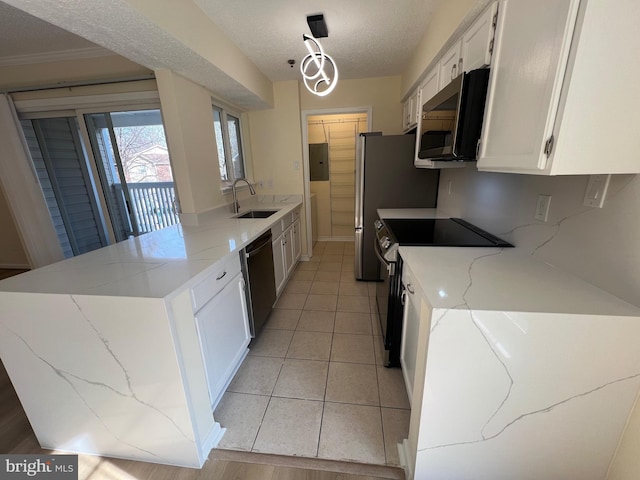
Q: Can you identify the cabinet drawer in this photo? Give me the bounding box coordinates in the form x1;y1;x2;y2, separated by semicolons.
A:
292;206;301;223
191;254;241;312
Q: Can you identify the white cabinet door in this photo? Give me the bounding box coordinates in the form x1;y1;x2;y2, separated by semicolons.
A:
400;270;420;406
195;272;250;409
292;219;301;264
438;40;462;90
272;235;286;295
461;2;498;71
403;93;419;132
419;66;439;108
478;0;580;172
402;98;411;131
283;227;295;277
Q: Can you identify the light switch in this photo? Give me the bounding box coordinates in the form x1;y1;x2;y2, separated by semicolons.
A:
535;194;551;222
583;174;610;208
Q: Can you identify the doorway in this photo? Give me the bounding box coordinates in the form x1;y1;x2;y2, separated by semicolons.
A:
304;110;370;246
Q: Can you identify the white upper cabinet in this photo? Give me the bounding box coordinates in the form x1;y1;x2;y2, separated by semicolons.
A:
419;66;439;108
438;41;463;91
478;0;640;175
461;2;499;72
403;90;420;132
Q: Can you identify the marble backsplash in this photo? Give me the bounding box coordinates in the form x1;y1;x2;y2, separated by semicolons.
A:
437;167;640;307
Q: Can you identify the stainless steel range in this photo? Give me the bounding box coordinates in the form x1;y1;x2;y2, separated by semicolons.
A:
374;217;513;367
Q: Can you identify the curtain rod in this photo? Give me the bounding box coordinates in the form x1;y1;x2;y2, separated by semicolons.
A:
1;74;156;94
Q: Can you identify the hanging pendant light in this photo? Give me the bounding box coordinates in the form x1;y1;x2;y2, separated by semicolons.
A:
300;14;338;97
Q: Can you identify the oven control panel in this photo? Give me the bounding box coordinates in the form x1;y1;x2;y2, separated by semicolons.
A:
374;217;399;262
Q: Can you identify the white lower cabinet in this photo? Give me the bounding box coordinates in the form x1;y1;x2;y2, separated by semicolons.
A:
283;227;294;278
400;265;421;405
272;207;302;296
291;219;301;264
194;270;250;409
272;235;286;294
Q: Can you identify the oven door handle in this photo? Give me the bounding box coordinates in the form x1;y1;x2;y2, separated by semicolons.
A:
374;239;395;276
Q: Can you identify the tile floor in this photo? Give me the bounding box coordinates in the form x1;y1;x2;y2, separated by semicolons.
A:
214;241;411;467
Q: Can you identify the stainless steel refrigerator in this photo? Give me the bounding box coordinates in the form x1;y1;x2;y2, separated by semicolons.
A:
354;133;440;280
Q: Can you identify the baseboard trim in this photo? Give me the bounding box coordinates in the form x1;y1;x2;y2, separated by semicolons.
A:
210;449;405;479
201;422;226;466
317;236;355;242
398;439;413;480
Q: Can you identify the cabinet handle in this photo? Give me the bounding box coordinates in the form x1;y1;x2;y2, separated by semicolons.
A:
451;63;456;80
216;271;227;281
406;283;415;295
458;57;463;73
401;290;407;306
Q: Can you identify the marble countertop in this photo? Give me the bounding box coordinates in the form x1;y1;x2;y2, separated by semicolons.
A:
0;201;302;299
379;208;639;316
400;245;640;317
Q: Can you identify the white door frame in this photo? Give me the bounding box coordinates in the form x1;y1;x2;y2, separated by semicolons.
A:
300;106;372;258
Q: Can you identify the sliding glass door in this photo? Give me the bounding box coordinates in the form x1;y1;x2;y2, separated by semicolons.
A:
21;117;108;258
85;109;179;242
20;107;178;257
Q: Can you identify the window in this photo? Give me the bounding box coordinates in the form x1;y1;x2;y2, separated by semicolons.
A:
213;105;246;186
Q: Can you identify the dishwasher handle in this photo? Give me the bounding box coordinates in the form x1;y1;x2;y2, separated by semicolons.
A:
245;232;272;258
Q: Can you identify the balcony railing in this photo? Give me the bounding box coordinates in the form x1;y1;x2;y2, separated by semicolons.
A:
126;182;180;233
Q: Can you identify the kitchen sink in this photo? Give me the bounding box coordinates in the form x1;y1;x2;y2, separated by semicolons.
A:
234;209;279;219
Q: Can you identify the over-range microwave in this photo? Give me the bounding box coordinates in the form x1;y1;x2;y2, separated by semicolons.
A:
417;68;490;162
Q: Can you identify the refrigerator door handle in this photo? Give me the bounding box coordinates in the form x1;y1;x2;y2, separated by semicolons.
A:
354;226;364;279
354;135;365;230
354;135;366;280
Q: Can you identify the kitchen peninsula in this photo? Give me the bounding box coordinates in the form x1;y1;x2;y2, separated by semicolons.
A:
0;199;301;468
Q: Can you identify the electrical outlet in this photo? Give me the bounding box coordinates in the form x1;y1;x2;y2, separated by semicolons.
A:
267;179;273;189
293;161;300;171
583;174;610;208
535;194;551;222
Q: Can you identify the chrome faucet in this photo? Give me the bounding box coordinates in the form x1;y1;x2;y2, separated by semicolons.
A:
232;177;256;213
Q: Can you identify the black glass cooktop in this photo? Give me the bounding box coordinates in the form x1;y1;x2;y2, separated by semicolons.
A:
383;218;513;247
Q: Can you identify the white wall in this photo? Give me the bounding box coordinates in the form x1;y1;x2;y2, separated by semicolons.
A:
0;183;28;268
301;76;403;134
0;55;151;91
156;69;226;214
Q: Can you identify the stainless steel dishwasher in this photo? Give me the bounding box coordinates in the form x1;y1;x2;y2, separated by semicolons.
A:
240;230;276;337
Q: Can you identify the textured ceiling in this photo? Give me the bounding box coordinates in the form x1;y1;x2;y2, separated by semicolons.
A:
0;0;446;108
194;0;443;81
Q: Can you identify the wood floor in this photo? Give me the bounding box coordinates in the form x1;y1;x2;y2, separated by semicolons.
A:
0;346;404;480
